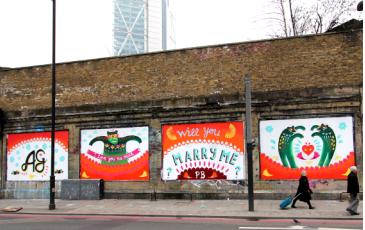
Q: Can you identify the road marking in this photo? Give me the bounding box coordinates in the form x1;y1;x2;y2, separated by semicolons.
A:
238;227;360;230
317;228;361;230
239;226;305;229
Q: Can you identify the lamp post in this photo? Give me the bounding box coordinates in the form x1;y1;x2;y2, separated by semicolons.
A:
49;0;56;210
245;74;254;211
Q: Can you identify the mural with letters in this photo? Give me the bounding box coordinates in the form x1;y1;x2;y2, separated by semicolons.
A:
162;122;245;180
260;116;355;180
80;127;149;181
7;131;68;181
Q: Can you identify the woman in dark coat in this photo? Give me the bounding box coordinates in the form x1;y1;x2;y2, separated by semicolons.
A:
291;170;314;209
346;166;360;215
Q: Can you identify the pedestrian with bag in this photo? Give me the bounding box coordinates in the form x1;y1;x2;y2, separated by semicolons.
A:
346;166;360;215
291;170;315;209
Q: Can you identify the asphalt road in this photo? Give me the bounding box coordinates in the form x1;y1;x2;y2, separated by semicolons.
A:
0;214;362;230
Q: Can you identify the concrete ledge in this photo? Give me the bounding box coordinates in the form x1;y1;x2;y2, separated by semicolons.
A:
105;192;152;200
2;189;53;199
102;192;360;200
2;188;359;201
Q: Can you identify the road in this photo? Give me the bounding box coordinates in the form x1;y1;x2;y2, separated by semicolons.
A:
0;214;362;230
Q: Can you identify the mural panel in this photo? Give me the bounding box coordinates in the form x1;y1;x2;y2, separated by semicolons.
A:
162;122;245;180
80;127;149;181
259;116;355;180
7;131;69;181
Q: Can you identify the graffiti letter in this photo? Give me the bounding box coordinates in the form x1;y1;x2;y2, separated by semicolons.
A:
229;152;239;165
21;150;36;172
201;147;208;159
193;149;200;160
210;148;217;160
219;150;231;163
172;152;183;166
185;151;192;162
200;171;205;179
35;149;46;173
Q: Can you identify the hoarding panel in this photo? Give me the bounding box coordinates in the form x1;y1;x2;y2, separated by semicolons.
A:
259;116;355;180
7;131;69;181
80;127;149;181
162;121;245;180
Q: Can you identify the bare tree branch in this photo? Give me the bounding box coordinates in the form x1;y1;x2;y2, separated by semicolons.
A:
288;0;297;36
264;0;358;37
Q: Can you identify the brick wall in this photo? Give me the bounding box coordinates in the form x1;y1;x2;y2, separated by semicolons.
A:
0;31;362;112
0;30;362;199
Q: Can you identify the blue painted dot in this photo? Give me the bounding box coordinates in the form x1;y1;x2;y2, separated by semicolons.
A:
10;156;15;163
26;144;31;151
15;163;19;167
339;122;347;130
59;156;65;162
42;144;47;150
265;126;273;133
55;149;59;153
16;151;20;155
35;145;38;149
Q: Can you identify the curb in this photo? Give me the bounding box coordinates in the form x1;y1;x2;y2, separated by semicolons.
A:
1;212;362;221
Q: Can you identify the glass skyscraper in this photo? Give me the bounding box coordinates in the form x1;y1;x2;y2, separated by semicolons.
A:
113;0;175;56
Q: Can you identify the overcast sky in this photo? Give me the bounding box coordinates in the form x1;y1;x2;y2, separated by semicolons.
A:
0;0;360;68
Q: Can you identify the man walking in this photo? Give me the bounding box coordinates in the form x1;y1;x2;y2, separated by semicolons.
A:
346;166;360;215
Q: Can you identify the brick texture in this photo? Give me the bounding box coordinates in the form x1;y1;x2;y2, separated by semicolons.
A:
0;31;362;112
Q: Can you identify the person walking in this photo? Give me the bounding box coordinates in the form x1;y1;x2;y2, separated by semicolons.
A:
346;166;360;215
291;170;314;209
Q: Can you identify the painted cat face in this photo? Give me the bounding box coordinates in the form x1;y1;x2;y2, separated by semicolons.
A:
107;131;119;145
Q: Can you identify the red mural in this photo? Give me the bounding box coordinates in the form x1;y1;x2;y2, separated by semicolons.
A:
260;152;355;180
80;151;149;180
162;121;245;180
80;127;149;181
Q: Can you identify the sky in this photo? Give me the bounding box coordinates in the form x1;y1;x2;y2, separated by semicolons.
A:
0;0;361;68
170;0;271;48
0;0;113;67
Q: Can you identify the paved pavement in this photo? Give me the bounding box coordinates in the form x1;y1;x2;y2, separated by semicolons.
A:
0;199;362;220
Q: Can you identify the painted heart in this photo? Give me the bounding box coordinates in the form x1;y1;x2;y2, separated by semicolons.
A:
302;144;314;155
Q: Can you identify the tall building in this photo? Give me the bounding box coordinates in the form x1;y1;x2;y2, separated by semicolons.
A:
113;0;175;56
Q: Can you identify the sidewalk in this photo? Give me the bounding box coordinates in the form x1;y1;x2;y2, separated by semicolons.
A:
0;199;362;220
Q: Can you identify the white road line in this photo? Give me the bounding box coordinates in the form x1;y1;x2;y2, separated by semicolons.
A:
238;227;360;230
318;228;361;230
239;226;305;230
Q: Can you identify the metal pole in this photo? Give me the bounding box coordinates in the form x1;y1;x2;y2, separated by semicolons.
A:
49;0;56;210
245;74;254;211
161;0;167;50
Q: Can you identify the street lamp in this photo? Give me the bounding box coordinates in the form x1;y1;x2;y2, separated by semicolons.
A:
49;0;56;210
245;74;254;211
